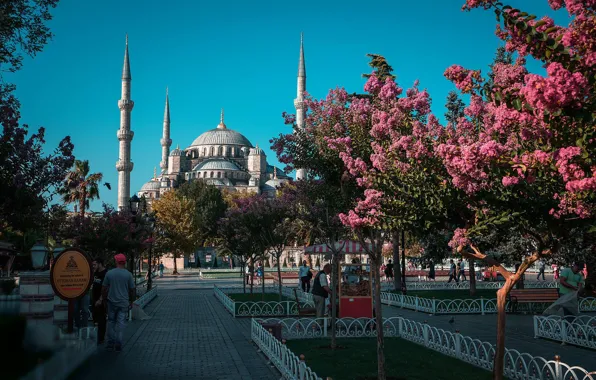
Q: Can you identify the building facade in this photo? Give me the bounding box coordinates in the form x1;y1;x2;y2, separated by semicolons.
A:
114;36;309;204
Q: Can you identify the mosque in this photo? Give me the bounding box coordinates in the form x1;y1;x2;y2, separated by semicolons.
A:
114;35;308;209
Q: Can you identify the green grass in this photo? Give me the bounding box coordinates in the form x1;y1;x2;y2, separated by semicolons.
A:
227;292;292;302
391;289;498;300
286;338;492;380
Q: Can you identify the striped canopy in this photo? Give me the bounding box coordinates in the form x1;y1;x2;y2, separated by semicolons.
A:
304;240;372;254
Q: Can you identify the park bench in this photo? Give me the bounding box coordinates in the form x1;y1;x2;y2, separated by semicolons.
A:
293;289;316;316
508;288;559;313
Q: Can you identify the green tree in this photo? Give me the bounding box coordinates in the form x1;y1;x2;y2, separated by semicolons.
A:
59;160;105;218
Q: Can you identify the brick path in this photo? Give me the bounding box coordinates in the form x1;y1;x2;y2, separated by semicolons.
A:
69;275;279;380
382;303;596;371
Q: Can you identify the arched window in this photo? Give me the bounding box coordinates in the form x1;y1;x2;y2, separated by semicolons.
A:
217;172;221;178
202;148;207;157
224;172;227;178
210;146;215;156
226;147;231;157
217;146;223;156
210;171;214;178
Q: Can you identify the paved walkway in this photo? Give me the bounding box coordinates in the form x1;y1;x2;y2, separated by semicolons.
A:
69;275;278;380
382;303;596;371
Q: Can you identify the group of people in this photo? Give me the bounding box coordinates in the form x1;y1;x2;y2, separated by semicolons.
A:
447;259;467;283
73;254;137;352
245;262;264;285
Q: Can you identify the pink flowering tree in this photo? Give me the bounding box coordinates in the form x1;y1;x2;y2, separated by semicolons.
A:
434;1;596;378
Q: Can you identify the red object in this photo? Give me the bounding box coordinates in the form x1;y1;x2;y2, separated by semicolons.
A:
339;296;373;318
114;253;126;263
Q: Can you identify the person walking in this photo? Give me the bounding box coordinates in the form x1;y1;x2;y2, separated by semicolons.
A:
385;259;394;282
91;258;107;345
458;260;467;282
448;259;458;283
158;261;164;278
427;260;435;281
537;260;546;281
102;254;135;352
311;264;332;320
298;260;312;292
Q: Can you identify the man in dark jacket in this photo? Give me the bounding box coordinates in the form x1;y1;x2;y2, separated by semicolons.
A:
91;258;108;345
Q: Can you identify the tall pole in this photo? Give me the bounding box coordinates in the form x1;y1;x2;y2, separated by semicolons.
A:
147;230;153;291
401;230;407;294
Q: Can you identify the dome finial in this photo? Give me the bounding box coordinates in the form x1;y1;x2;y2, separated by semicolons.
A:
217;108;226;129
153;166;157;179
274;166;278;179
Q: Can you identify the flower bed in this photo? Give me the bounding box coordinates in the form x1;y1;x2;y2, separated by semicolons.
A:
252;317;596;380
214;285;314;317
534;315;596;350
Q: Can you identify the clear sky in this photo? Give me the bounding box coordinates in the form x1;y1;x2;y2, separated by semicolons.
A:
10;0;569;211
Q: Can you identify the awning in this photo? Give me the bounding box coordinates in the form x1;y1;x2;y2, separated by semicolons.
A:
304;240;372;254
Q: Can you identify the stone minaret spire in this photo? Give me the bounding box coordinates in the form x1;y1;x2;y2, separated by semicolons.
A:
116;34;135;210
160;87;171;172
294;33;307;180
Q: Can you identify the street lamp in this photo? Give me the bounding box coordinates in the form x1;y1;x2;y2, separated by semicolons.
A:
146;215;156;291
129;194;141;216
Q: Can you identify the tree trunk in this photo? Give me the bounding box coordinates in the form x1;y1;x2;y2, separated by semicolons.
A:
173;252;178;275
392;233;402;292
262;263;266;302
79;192;86;219
250;261;254;294
469;258;476;296
493;279;514;380
242;262;246;294
276;253;283;302
401;230;407;294
371;257;386;380
331;252;339;350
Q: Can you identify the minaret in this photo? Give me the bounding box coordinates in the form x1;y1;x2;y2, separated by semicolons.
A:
116;35;135;210
160;87;171;172
294;33;307;180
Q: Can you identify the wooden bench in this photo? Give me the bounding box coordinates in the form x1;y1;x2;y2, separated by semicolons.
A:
508;288;559;313
293;289;316;316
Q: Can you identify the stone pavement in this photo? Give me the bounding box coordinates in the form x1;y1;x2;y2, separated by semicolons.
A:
69;275;279;380
382;302;596;371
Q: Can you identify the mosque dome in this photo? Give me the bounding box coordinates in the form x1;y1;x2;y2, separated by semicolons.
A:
140;180;161;192
193;159;241;171
170;145;183;156
188;109;253;148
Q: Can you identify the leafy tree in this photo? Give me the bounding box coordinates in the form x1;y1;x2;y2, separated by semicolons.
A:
59;160;105;218
444;91;465;126
0;0;73;250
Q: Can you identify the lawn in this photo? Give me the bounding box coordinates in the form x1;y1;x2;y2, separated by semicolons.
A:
286;337;492;380
392;289;498;300
227;292;292;302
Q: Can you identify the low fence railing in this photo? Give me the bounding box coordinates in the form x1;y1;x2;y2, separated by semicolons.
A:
380;281;559;291
534;315;596;350
213;285;314;317
134;286;158;309
252;317;596;380
381;292;595;315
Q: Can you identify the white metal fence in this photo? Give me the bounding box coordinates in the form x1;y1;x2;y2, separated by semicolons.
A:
380;281;559;291
534;315;596;350
252;317;596;380
213;285;314;317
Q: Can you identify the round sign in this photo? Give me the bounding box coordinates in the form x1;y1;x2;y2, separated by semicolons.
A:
50;248;93;301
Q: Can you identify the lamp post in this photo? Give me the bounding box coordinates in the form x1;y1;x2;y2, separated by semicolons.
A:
146;216;155;291
128;195;141;281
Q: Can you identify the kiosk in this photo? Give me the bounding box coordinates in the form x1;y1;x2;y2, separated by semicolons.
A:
339;263;373;318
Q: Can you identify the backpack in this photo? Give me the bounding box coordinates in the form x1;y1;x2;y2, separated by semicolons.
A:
307;270;313;279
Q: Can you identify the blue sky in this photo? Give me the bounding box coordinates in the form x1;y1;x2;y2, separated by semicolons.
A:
10;0;569;211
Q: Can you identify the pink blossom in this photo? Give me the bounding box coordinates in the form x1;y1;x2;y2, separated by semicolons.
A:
502;176;520;187
448;228;470;250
